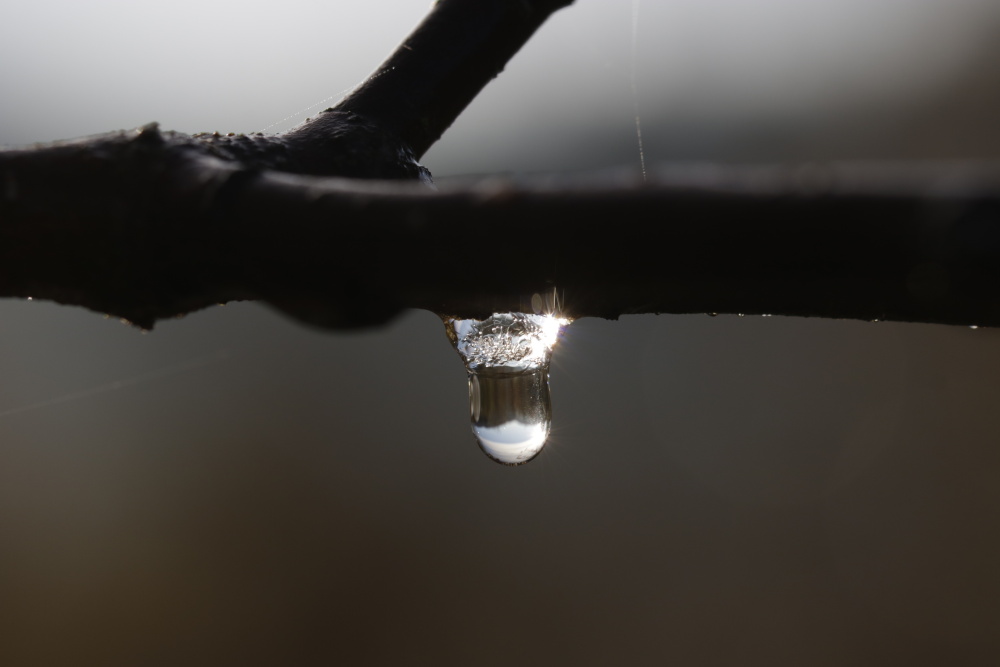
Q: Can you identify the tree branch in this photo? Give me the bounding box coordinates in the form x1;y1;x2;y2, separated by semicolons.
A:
2;0;999;331
330;0;574;159
184;0;575;180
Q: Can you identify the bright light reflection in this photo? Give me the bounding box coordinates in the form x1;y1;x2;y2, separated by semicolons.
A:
473;420;549;465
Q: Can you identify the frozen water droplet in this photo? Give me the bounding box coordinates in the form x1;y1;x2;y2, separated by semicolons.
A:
469;366;550;465
445;312;570;466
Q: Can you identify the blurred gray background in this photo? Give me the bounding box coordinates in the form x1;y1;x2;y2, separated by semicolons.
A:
2;1;1000;664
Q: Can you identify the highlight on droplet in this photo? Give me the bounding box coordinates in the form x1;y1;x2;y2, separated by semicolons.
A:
444;311;570;466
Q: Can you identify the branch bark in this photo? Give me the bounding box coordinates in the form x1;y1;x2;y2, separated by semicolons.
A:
2;0;1000;330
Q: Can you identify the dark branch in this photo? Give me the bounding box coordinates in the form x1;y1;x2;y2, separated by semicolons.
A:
187;0;575;180
330;0;574;159
3;138;999;329
2;0;1000;331
218;162;1000;329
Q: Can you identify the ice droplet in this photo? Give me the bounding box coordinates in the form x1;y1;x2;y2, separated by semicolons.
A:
445;312;570;465
469;367;551;465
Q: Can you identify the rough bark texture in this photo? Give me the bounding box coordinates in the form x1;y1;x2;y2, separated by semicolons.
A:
2;0;1000;330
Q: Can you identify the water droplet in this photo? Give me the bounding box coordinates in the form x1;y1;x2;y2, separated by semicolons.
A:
469;366;550;465
445;312;570;466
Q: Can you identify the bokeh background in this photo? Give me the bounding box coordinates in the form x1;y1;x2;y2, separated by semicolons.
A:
3;1;1000;664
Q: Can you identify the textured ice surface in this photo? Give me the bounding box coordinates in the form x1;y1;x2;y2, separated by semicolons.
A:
445;313;569;371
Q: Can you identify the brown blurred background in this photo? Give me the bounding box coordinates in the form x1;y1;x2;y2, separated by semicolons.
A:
2;1;1000;664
